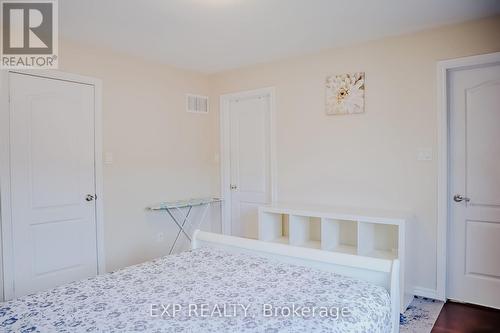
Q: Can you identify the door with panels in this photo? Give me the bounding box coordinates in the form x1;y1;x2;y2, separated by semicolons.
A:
226;91;272;239
448;61;500;309
6;72;99;298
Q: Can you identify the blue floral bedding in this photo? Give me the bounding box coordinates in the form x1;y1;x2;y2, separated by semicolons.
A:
0;247;392;332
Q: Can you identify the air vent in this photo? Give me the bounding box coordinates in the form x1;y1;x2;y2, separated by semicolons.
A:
186;94;209;114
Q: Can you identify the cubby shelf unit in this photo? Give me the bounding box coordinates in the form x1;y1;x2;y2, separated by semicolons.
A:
258;203;413;312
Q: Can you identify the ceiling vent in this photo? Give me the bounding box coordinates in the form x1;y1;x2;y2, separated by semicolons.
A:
186;94;209;114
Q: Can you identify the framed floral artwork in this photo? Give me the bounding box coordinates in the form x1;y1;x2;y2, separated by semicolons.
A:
325;72;365;115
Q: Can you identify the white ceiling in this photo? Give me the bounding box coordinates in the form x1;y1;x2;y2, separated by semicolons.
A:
60;0;500;73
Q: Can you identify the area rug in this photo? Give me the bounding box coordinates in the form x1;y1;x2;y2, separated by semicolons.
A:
400;296;444;333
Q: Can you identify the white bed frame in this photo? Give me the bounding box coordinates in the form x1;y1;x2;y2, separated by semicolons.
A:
192;230;400;333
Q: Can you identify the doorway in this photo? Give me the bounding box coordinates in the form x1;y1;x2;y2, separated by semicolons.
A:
220;88;276;239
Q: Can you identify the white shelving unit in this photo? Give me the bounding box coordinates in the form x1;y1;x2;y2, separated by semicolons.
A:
258;203;413;312
321;218;358;254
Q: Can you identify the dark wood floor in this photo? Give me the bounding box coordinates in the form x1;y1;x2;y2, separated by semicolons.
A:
432;301;500;333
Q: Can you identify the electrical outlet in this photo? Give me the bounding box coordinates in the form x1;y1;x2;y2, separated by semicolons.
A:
417;148;432;161
156;232;165;243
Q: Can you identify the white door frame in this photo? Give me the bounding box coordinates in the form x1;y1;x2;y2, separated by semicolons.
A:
0;69;105;300
436;51;500;301
219;87;277;235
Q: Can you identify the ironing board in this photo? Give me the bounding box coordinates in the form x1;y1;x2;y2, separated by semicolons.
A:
147;197;221;254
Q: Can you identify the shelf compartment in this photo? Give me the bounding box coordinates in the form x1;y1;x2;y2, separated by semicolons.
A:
258;204;410;313
289;215;321;249
358;222;398;259
321;218;358;254
258;211;289;244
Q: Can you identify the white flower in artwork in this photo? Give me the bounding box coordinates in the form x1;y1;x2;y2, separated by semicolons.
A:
326;72;365;115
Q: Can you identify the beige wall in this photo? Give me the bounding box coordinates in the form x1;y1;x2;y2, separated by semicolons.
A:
209;15;500;293
58;40;219;272
1;15;499;300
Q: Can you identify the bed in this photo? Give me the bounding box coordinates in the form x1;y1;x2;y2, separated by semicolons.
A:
0;230;399;333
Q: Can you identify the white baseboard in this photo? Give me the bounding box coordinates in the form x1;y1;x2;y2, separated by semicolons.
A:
413;286;444;301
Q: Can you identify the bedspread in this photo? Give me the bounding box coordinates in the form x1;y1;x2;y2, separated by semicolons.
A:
0;247;392;332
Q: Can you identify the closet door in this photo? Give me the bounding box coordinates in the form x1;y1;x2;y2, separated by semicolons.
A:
8;73;98;298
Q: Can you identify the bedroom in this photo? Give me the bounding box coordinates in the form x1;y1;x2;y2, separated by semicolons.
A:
0;0;500;332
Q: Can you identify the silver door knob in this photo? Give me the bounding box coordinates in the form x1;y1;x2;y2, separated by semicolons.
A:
85;194;96;202
453;194;470;203
230;184;238;190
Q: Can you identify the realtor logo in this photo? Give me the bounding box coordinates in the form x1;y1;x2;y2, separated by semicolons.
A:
1;0;58;69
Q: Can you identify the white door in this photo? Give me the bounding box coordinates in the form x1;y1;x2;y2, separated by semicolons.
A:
448;62;500;309
9;73;98;298
227;92;272;239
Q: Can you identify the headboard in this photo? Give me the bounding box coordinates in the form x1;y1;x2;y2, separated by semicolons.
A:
192;230;400;333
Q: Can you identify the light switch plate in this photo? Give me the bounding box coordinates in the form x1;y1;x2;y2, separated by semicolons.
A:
417;148;432;161
104;152;113;165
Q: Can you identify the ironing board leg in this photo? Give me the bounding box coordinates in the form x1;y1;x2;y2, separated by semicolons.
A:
166;206;192;254
164;202;215;254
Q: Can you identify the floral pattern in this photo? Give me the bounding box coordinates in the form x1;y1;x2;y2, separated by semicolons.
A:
326;72;365;115
0;247;391;332
400;296;444;333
